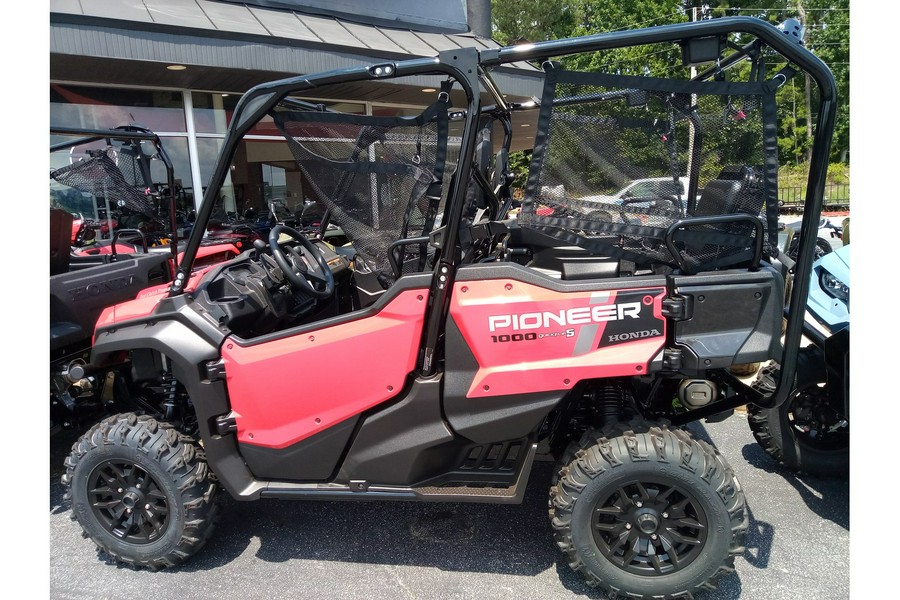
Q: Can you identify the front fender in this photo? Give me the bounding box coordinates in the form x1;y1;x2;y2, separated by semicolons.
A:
90;296;262;499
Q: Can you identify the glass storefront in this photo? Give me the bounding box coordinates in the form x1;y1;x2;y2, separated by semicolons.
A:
50;82;419;243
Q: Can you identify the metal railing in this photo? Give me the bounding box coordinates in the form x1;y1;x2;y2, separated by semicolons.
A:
779;183;850;211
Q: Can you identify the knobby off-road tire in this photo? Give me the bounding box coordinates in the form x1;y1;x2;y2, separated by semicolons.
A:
748;348;849;478
62;413;220;569
549;421;747;600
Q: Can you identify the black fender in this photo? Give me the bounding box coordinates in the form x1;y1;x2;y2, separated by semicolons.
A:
90;294;263;499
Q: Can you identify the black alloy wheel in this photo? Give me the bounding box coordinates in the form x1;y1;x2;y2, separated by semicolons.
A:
591;479;709;576
748;349;849;477
63;413;220;569
87;459;170;544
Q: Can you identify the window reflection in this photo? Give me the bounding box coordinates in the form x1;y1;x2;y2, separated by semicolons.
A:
50;85;186;132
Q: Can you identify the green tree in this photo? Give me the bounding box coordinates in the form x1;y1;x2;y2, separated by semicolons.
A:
491;1;849;191
700;1;849;163
490;0;579;44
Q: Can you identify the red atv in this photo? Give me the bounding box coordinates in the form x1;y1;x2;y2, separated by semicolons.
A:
61;18;836;599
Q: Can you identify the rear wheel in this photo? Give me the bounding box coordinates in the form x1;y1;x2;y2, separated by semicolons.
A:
748;348;849;477
62;413;220;569
549;421;747;599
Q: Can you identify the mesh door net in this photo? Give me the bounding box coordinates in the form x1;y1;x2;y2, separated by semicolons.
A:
50;147;158;219
520;66;779;273
274;100;452;287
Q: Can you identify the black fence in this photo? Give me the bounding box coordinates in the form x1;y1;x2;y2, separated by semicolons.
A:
778;183;850;212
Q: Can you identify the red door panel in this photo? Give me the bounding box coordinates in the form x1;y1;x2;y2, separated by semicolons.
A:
223;289;429;449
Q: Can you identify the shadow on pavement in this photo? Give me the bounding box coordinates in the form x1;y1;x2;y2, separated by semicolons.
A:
740;442;849;530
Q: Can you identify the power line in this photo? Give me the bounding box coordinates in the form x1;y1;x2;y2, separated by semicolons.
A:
723;7;850;12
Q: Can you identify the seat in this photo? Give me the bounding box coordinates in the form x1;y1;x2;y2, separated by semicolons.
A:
694;179;742;216
50;209;73;276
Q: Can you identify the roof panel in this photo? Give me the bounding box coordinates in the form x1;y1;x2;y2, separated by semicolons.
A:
78;0;153;22
142;0;215;29
340;21;405;54
378;29;438;57
247;8;321;42
196;1;270;35
296;14;360;47
411;30;462;51
50;0;84;15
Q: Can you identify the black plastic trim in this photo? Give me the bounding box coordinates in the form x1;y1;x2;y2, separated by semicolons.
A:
454;262;666;292
239;416;360;482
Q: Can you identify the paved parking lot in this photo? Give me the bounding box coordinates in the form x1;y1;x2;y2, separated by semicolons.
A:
50;412;850;600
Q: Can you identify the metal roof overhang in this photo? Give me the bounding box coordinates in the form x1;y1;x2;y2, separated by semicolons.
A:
49;12;544;106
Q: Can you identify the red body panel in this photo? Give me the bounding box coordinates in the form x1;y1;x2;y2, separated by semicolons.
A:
449;279;667;398
223;289;430;449
93;263;221;335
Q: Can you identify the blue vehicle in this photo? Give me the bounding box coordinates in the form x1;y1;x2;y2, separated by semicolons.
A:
749;243;850;477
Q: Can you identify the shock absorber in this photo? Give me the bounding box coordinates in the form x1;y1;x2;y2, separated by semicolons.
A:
596;380;629;426
161;370;179;422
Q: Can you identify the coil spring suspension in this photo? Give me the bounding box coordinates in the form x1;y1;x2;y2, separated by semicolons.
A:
161;371;178;422
596;381;630;426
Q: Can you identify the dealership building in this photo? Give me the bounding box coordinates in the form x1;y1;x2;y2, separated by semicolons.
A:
50;0;540;218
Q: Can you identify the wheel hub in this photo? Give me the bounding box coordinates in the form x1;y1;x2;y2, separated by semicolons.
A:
634;508;660;534
121;490;143;510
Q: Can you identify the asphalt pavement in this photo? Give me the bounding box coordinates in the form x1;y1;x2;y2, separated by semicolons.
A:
49;412;850;600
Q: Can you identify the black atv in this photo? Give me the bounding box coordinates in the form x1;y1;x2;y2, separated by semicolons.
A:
59;17;836;600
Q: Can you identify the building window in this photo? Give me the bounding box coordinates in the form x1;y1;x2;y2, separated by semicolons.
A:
50;84;187;132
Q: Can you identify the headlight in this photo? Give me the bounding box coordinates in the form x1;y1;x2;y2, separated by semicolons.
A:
820;270;849;303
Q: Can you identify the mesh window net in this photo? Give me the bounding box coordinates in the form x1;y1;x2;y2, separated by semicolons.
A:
273;100;457;287
520;66;779;274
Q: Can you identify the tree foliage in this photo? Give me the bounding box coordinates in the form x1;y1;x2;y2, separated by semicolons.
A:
491;1;850;165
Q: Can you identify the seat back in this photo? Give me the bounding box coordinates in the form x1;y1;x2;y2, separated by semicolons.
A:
50;209;73;276
694;179;742;216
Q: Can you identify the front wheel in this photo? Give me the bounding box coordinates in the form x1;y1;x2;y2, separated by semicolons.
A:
748;348;849;477
62;413;220;569
549;421;747;599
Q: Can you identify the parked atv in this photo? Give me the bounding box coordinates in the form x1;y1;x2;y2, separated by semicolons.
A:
60;18;836;600
748;243;849;477
784;215;844;261
50;126;239;435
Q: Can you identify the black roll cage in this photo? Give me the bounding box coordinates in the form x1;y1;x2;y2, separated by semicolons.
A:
171;16;837;413
50;125;180;269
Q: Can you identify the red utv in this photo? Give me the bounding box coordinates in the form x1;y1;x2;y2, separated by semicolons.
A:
61;18;836;600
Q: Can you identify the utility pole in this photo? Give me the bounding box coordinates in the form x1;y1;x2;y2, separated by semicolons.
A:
798;1;813;162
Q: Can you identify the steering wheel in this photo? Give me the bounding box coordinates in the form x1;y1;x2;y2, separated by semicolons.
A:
268;224;335;299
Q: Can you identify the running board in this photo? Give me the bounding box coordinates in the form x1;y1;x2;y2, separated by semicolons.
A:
260;443;537;505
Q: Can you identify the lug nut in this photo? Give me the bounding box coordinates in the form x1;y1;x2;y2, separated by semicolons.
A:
117;488;123;493
145;504;150;510
651;534;658;540
662;512;669;519
636;501;643;507
625;523;632;530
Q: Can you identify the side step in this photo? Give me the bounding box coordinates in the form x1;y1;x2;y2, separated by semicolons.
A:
260;443;537;505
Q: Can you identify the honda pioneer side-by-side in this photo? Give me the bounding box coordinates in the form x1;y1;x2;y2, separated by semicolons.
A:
61;17;836;599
